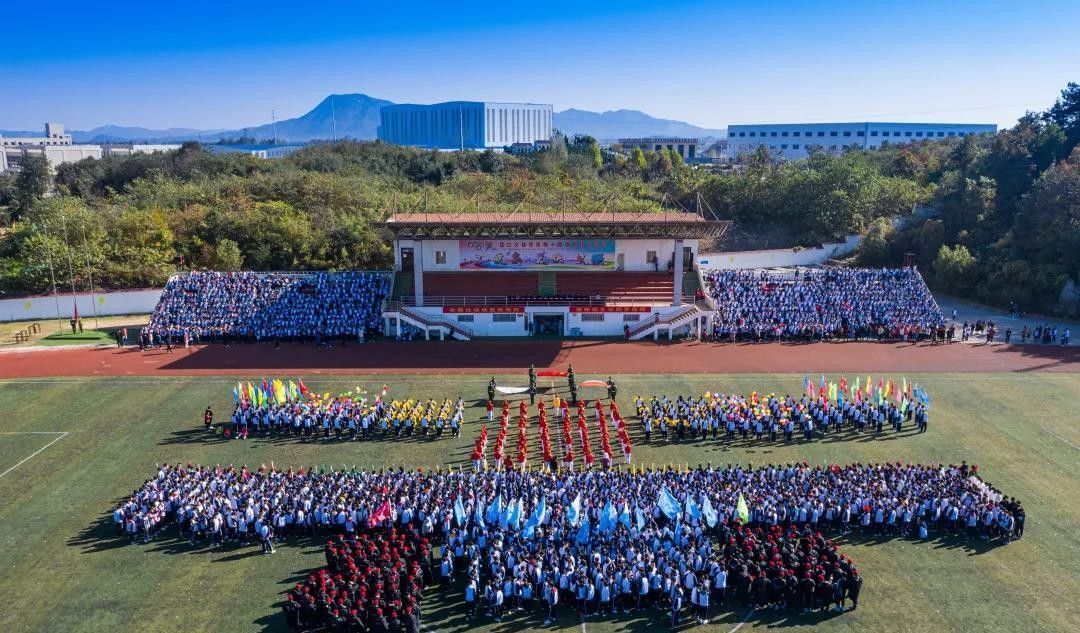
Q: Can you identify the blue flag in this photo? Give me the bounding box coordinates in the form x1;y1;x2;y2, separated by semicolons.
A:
576;517;591;544
702;496;718;528
454;497;466;528
566;493;582;527
522;496;546;540
619;502;631;529
684;495;701;522
635;505;646;532
658;487;681;520
474;499;485;526
601;500;618;532
487;496;502;526
509;497;524;530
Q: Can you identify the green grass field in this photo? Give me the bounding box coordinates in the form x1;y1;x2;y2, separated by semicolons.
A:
0;373;1077;633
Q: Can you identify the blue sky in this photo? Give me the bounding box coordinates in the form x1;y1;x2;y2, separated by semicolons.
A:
2;0;1077;131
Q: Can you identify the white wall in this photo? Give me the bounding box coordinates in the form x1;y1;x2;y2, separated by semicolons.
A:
0;289;162;322
697;235;860;270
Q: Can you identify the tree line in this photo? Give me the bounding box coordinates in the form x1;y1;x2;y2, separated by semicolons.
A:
1;82;1077;315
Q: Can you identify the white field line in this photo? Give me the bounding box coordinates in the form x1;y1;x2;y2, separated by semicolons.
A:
728;609;756;632
0;431;69;479
1043;428;1080;450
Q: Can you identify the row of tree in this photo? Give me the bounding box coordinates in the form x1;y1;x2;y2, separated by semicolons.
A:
1;82;1077;314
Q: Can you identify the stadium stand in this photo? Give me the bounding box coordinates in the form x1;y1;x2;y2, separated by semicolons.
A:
704;267;944;340
148;271;391;341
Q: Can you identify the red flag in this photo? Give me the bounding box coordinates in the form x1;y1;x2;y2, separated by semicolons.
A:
298;379;309;395
368;500;392;528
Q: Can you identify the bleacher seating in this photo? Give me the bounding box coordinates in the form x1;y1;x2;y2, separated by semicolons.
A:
148;271;391;340
422;273;539;298
556;272;674;304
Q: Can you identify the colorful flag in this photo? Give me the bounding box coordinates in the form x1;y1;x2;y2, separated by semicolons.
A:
736;493;750;524
658;487;681;520
702;496;718;528
367;500;392;528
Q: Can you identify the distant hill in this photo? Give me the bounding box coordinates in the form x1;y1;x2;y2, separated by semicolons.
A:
3;95;726;145
227;93;393;143
553;108;725;141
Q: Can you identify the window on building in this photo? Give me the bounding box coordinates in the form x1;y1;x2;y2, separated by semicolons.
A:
769;132;777;137
793;131;800;137
781;144;788;149
830;145;838;150
456;315;475;323
817;131;825;137
830;131;838;137
793;144;800;149
905;131;913;137
870;131;879;136
622;314;641;322
738;132;746;137
747;132;754;137
893;131;901;137
915;131;923;137
493;314;516;323
958;132;965;136
781;131;788;137
947;132;955;136
937;132;945;137
581;314;605;322
646;251;657;264
435;250;447;265
842;131;851;137
856;131;864;136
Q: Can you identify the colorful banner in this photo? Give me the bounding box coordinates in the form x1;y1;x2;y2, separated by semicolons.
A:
459;239;615;271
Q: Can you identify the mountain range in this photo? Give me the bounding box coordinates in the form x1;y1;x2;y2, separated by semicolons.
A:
1;93;726;144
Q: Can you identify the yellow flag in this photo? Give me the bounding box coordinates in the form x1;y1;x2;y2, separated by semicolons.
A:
737;493;750;523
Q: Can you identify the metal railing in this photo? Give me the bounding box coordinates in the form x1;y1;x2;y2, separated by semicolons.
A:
395;295;671;308
627;304;699;337
398;305;475;338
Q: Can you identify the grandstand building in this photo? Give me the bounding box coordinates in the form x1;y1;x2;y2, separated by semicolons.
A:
380;211;730;340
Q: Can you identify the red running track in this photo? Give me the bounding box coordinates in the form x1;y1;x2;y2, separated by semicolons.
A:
1;339;1078;377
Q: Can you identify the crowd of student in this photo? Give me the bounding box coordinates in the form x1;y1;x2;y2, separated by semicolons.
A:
223;396;465;441
634;391;928;443
147;271;391;342
113;461;1021;630
704;268;944;341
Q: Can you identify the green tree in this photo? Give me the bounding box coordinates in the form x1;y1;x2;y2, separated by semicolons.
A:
632;147;646;171
932;244;976;293
211;238;244;270
1044;81;1080;154
14;154;49;218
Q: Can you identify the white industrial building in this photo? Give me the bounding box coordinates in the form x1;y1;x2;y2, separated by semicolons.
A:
727;122;997;161
378;101;553;150
0;123;184;172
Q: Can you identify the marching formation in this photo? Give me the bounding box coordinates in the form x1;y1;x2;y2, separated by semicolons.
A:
148;271;391;342
225;380;464;441
113;461;1021;630
635;375;930;443
705;268;944;341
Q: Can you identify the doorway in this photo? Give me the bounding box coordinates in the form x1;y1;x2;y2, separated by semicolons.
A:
616;253;625;271
682;246;694;272
400;247;415;272
532;314;565;337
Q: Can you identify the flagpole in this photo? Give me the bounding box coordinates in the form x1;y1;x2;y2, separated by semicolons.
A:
59;211;80;327
79;224;100;329
39;223;65;334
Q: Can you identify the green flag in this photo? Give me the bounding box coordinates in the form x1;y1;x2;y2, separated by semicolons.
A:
737;492;750;524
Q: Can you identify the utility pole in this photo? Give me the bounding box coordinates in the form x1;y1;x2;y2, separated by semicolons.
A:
272;109;278;145
331;96;337;141
40;223;65;333
80;224;100;329
459;105;464;151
